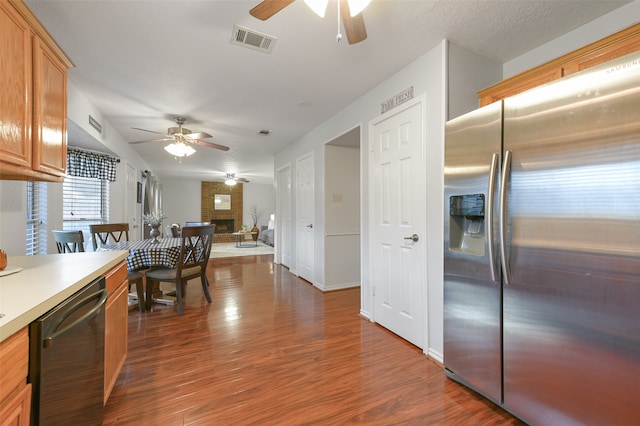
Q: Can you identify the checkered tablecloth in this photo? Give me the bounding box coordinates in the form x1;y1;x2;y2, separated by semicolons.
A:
100;238;182;271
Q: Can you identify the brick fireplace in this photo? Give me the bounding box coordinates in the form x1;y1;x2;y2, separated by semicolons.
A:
201;181;243;243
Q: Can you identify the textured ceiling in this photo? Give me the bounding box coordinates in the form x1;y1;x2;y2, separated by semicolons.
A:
25;0;630;184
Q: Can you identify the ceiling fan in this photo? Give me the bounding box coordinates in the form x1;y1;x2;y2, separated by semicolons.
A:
250;0;368;45
130;117;230;155
224;173;250;186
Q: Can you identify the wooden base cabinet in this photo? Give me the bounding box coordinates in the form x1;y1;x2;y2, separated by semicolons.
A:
0;0;72;182
0;328;31;426
104;262;129;405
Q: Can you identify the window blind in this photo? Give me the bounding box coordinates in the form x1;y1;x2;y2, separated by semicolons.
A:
63;175;110;250
26;182;47;255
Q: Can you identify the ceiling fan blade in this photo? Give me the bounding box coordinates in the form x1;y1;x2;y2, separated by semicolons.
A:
250;0;295;20
129;138;173;145
191;139;230;152
132;127;167;136
341;1;367;45
185;131;213;139
236;177;250;183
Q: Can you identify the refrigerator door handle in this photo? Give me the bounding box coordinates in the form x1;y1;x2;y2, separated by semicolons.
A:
486;153;499;282
499;150;512;284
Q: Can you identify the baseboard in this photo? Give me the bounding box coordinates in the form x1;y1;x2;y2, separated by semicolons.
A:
320;282;360;292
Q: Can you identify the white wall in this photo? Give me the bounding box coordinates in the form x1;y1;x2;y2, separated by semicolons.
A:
325;145;360;234
504;2;640;78
447;42;502;119
242;183;276;229
159;179;202;230
0;181;28;255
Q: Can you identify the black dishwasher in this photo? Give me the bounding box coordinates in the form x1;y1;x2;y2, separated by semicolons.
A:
29;276;107;426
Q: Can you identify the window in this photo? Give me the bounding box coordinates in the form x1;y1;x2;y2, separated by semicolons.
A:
63;175;110;250
26;182;47;255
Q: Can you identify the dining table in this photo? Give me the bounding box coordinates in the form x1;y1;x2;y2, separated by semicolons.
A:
99;237;183;306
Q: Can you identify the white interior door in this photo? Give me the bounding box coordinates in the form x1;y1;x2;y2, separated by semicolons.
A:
296;153;314;283
276;164;292;268
371;100;426;348
125;163;140;239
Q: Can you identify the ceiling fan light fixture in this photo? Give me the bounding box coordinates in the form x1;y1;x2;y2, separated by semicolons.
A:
304;0;369;18
304;0;329;17
164;142;195;157
347;0;371;16
225;178;237;186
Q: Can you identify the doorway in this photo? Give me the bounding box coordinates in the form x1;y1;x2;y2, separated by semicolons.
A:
323;127;361;291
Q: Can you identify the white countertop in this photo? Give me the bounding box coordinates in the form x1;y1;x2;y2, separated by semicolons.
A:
0;251;128;342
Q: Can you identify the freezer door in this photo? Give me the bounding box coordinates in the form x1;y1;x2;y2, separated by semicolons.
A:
443;101;503;404
502;52;640;425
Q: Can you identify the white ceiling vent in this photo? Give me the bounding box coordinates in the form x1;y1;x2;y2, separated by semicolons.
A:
231;24;277;54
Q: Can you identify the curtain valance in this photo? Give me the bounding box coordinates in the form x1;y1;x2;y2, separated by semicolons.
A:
67;148;118;182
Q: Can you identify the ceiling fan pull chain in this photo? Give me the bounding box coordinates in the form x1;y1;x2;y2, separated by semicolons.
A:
336;0;343;42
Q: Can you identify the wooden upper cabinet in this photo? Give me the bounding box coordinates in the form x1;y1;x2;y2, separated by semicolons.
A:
0;0;72;182
0;1;32;170
32;37;67;177
479;23;640;106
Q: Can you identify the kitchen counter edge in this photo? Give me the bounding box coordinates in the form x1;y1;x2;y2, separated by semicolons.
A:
0;251;128;342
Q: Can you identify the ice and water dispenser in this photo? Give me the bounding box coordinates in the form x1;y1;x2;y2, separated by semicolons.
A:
449;193;485;256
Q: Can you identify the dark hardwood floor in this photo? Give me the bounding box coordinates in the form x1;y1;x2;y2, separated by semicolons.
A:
103;255;523;425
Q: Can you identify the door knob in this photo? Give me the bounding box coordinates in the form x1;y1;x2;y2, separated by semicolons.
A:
306;224;313;228
404;234;419;242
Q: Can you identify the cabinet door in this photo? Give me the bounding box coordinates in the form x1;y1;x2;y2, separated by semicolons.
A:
32;37;67;177
0;328;30;426
104;263;129;404
0;384;31;426
0;2;32;169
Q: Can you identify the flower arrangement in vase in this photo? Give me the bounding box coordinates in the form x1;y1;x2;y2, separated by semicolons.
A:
143;210;167;242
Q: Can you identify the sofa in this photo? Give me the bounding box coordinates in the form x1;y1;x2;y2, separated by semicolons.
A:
260;225;274;246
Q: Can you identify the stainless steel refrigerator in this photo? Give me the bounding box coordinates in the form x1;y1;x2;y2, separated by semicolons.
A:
444;51;640;425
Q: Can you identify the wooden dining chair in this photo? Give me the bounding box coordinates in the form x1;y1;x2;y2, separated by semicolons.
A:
89;223;145;312
89;223;131;251
52;230;85;253
144;224;215;315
